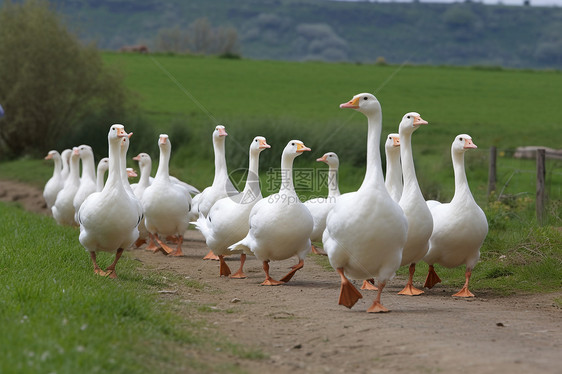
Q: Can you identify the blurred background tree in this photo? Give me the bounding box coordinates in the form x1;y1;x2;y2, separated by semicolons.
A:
0;0;137;158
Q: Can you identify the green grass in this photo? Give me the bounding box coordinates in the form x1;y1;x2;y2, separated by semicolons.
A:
0;202;264;373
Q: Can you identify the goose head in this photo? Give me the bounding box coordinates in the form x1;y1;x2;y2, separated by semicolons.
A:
109;124;130;143
76;144;94;159
213;125;228;139
44;150;59;160
340;93;381;117
250;136;271;154
316;152;339;169
453;134;477;153
126;168;138;178
158;134;171;153
398;112;428;135
283;140;311;160
385;133;400;152
97;158;109;173
132;152;151;167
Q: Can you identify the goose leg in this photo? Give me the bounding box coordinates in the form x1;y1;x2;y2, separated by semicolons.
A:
337;268;363;309
361;278;379;290
169;235;184;257
153;234;173;255
280;259;304;283
134;237;147;248
398;263;424;296
90;252;107;276
104;248;124;279
310;244;327;256
230;254;247;279
261;261;284;286
145;233;160;252
366;282;390;313
218;255;232;277
424;264;442;289
452;268;475;297
203;250;220;261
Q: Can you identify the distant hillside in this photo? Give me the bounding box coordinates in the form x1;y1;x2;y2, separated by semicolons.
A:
40;0;562;68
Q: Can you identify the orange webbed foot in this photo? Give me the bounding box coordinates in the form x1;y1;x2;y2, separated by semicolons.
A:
361;279;378;290
203;250;220;261
219;256;232;277
338;280;363;308
310;245;327;256
452;286;475;298
366;301;389;313
261;278;284;286
424;265;442;289
397;283;424;296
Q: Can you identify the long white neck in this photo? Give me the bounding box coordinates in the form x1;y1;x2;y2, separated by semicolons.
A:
385;148;402;201
212;137;228;186
81;154;96;183
61;154;70;180
155;146;171;182
242;150;262;197
360;111;385;191
451;149;474;204
52;155;62;179
399;130;423;201
68;156;81;186
327;165;340;197
280;153;297;195
105;140;124;192
96;166;107;192
139;159;151;187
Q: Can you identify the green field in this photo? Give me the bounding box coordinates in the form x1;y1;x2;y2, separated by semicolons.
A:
1;54;561;373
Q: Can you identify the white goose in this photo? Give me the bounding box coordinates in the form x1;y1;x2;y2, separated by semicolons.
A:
195;136;270;278
190;125;238;260
384;133;402;203
43;150;64;210
396;112;434;296
96;158;109;192
73;145;97;223
142;134;192;256
78;124;141;278
131;152;152;248
52;147;81;226
423;134;488;297
303;152;341;255
323;93;408;313
229;140;313;286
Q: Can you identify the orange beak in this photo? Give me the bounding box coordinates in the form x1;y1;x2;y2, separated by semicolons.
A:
132;154;141;161
159;136;168;144
259;139;271;149
218;127;228;137
127;132;133;139
44;153;53;160
340;96;360;109
464;138;477;149
127;168;138;178
116;127;127;138
316;155;328;163
73;148;80;156
413;116;428;126
392;136;400;147
296;143;311;153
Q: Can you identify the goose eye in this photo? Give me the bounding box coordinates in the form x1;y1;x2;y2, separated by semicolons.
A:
407;116;411;119
255;139;258;142
363;97;368;100
291;142;295;146
459;138;463;141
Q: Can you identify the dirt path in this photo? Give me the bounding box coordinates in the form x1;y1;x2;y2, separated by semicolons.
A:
1;180;561;373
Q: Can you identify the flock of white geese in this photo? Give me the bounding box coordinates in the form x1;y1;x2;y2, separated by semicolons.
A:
43;92;488;313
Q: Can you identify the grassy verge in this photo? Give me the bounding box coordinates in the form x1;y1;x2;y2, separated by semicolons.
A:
0;202;265;373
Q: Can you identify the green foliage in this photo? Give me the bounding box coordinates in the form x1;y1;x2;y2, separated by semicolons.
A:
42;0;562;68
0;0;134;158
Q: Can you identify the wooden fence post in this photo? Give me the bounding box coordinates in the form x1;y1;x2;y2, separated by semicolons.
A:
536;148;546;225
488;146;497;198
